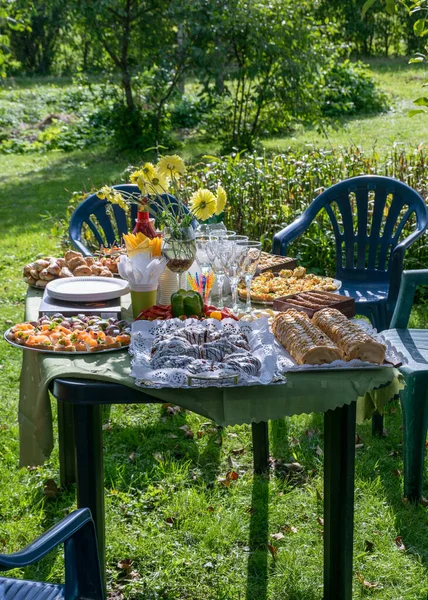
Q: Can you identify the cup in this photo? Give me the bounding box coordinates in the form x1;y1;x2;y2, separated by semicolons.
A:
130;284;158;318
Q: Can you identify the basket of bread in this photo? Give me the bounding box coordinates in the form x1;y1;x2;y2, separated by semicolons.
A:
23;250;116;288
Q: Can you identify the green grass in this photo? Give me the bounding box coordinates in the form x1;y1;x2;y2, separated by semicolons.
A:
2;66;428;598
264;57;428;154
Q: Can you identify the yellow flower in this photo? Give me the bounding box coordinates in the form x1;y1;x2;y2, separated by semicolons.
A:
190;188;217;221
137;171;169;195
111;190;128;211
97;185;114;200
157;155;186;179
215;185;227;215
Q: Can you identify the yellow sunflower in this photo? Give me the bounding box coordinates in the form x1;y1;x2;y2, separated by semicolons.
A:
138;170;169;195
215;185;227;215
111;190;128;211
157;155;186;179
190;189;217;221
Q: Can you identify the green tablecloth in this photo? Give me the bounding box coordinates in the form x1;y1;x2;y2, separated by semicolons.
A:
18;288;404;466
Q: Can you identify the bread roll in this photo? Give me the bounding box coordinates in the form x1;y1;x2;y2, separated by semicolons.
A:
60;266;73;278
34;259;50;271
272;309;341;365
67;257;87;271
73;265;92;276
65;250;83;263
312;308;386;364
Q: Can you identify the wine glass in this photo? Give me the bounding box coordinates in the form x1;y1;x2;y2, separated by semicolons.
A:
195;232;212;275
220;235;249;312
236;240;262;312
162;226;197;290
206;236;228;308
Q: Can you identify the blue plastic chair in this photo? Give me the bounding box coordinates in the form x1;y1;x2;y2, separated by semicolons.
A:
382;270;428;501
0;508;104;599
69;184;194;256
273;176;428;332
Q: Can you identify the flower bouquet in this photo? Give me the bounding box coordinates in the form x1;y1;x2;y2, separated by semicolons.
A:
97;154;228;289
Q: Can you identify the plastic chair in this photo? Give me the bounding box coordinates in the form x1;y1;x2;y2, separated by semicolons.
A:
273;176;428;332
69;184;194;256
382;270;428;501
0;508;104;599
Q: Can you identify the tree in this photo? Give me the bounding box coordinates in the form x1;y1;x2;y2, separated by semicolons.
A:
189;0;338;150
10;0;68;74
0;0;29;77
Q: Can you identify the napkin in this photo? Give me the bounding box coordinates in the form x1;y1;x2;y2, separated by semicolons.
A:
118;253;166;292
123;232;162;258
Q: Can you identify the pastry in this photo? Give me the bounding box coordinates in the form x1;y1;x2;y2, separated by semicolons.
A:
312;308;386;364
67;256;87;271
272;309;342;365
238;267;339;303
73;265;92;277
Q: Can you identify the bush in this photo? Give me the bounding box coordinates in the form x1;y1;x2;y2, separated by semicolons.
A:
321;60;389;117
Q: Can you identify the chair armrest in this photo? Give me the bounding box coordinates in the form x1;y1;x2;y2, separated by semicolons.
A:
272;213;315;255
388;225;427;311
0;508;93;570
390;269;428;329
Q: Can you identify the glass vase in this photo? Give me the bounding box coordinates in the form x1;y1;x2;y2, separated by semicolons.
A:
162;226;197;290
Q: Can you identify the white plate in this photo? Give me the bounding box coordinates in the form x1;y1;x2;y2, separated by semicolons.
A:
46;276;129;302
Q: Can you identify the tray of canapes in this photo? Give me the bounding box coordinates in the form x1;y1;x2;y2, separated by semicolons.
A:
130;317;282;388
4;314;131;354
238;267;340;305
23;250;119;288
272;307;404;372
273;291;355;318
256;252;297;274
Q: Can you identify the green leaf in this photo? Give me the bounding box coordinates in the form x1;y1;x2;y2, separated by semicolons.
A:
414;18;426;36
202;155;222;162
362;0;378;17
409;109;426;117
413;96;428;106
386;0;396;15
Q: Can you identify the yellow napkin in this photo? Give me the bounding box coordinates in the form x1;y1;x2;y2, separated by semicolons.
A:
123;233;162;258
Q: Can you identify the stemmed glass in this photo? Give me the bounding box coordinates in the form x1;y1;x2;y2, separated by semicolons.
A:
195;232;212;275
206;232;235;308
220;235;249;312
236;240;262;313
162;226;197;290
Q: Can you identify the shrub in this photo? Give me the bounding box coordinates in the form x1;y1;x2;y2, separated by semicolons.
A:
321;60;389;117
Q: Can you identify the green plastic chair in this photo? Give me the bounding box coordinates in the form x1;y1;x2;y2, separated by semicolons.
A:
382;270;428;501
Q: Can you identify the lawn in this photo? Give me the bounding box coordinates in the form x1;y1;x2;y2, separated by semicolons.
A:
2;63;428;599
265;57;428;154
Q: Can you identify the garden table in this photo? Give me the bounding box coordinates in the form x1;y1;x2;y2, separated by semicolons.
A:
17;288;403;599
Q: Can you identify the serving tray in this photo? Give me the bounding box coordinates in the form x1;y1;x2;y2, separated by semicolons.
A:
273;291;355;318
274;319;405;372
4;329;129;355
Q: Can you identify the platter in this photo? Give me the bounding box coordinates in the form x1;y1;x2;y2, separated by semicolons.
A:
4;330;129;355
46;276;129;302
238;279;342;305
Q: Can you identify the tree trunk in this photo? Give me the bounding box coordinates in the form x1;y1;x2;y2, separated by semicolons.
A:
122;71;135;111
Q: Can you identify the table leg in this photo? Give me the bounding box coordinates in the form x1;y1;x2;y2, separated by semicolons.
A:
57;401;76;487
323;402;356;600
252;422;269;474
73;403;106;593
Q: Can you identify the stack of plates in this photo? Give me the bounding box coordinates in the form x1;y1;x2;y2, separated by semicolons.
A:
46;276;129;302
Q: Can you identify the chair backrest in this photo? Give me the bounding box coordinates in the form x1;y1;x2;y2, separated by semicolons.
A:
300;176;427;282
390;269;428;329
69;184;192;255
